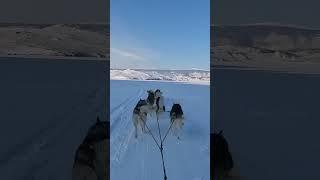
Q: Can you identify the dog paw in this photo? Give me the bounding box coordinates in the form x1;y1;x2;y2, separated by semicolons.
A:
176;139;182;144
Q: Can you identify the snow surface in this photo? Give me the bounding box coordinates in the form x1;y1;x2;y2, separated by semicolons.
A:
110;80;210;180
110;69;210;84
213;67;320;180
0;58;107;180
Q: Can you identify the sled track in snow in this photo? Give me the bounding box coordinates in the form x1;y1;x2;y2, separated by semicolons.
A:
110;88;145;166
110;89;144;131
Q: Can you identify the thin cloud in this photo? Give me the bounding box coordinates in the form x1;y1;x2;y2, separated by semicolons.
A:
111;19;161;68
111;48;146;61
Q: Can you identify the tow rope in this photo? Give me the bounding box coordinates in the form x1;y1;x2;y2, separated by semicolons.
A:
142;111;176;180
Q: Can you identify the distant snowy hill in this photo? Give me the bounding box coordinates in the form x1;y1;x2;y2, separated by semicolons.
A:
212;24;320;64
0;23;108;58
110;69;210;83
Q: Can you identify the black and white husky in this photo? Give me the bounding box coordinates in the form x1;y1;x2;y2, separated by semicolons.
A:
155;89;165;114
146;90;155;107
72;142;97;180
146;89;163;117
170;103;184;139
212;130;234;179
72;116;107;180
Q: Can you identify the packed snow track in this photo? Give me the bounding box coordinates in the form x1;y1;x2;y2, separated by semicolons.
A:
110;80;210;180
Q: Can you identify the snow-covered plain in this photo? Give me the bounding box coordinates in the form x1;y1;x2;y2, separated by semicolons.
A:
110;80;210;180
110;69;210;84
0;58;107;180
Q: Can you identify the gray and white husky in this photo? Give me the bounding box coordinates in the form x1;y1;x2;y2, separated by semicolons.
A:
132;99;154;138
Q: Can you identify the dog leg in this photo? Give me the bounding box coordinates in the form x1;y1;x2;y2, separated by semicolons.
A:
133;115;138;138
177;123;181;140
134;125;138;138
173;124;178;136
139;118;145;134
142;122;146;133
149;109;153;118
141;115;147;133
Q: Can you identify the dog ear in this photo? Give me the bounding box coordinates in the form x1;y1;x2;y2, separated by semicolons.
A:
97;116;100;123
218;130;223;135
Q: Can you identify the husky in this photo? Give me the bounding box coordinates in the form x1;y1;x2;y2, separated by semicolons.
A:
145;89;159;117
155;89;165;114
72;116;108;180
170;103;184;139
72;142;97;180
212;130;234;179
146;90;155;107
132;99;151;138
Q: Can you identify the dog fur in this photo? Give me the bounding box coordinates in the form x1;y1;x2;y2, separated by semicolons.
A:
212;130;234;179
146;90;155;106
170;103;184;139
155;89;165;114
72;142;98;180
72;116;108;180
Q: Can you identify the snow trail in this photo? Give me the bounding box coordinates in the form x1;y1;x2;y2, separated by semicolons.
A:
110;88;145;166
110;80;210;180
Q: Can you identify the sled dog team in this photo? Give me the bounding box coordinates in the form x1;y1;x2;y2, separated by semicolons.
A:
132;89;184;139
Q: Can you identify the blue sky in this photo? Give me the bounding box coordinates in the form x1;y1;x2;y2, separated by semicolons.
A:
111;0;209;70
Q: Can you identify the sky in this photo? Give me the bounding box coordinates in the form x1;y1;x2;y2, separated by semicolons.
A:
111;0;209;70
0;0;108;24
212;0;320;29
